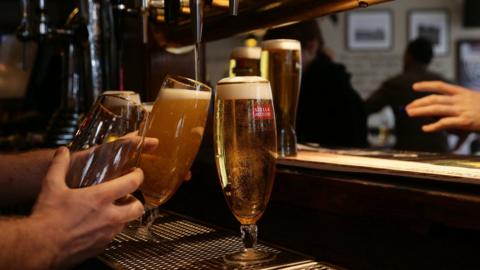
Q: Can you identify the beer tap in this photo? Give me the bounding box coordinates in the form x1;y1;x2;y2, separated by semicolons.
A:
189;0;203;44
229;0;239;16
37;0;49;37
17;0;35;70
140;0;149;43
17;0;35;42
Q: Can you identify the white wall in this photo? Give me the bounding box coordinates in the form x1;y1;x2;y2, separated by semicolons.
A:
204;0;480;152
320;0;480;98
205;0;480;98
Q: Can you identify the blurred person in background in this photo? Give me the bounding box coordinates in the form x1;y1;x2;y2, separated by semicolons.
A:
365;37;450;153
264;20;367;149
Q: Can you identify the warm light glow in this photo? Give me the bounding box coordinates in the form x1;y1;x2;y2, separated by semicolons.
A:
212;0;229;8
245;38;257;47
165;45;195;54
181;6;191;14
258;1;282;12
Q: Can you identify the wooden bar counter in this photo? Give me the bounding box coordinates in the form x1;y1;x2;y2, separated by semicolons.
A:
165;148;480;270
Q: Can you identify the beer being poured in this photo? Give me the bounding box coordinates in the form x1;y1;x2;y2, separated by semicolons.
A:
140;82;211;206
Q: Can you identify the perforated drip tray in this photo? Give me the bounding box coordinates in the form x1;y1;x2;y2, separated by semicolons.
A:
99;210;339;270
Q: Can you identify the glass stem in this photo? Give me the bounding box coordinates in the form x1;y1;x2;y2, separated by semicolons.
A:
240;224;258;250
141;205;159;227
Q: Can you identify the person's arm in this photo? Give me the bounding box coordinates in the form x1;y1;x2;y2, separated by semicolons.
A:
0;149;55;206
0;147;144;269
0;137;161;206
406;81;480;132
365;81;392;114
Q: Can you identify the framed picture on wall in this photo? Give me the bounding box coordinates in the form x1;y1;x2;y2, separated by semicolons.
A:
408;9;450;56
457;40;480;91
346;10;393;51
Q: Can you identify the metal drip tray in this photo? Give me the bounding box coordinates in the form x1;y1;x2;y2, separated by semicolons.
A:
99;211;338;270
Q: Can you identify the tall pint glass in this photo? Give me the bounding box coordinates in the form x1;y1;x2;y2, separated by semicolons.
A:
215;76;277;265
229;46;261;77
261;39;301;157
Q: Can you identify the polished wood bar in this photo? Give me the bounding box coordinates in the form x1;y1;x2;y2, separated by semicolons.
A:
164;150;480;270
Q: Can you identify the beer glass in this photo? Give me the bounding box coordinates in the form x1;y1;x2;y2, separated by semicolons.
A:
229;46;261;77
67;95;148;188
138;75;211;229
214;76;277;265
102;90;141;104
261;39;302;157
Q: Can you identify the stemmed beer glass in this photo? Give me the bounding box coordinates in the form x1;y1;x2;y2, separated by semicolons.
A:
67;94;148;188
214;76;277;265
138;75;212;235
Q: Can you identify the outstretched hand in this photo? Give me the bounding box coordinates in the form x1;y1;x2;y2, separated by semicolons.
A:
406;81;480;132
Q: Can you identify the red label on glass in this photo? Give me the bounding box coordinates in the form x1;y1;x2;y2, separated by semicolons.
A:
253;103;273;120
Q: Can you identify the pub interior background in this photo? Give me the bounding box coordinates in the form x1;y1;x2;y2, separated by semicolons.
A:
206;0;480;155
3;0;480;269
2;0;480;153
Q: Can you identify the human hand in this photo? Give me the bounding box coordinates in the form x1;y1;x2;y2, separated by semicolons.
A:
29;147;144;269
68;135;158;188
406;81;480;132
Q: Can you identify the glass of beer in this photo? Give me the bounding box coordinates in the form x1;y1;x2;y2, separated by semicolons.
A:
214;76;277;265
67;95;148;188
102;90;141;104
138;75;211;231
261;39;301;157
229;46;261;77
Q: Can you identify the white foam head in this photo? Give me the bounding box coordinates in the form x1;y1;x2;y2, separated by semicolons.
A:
158;88;211;100
261;39;301;51
230;47;261;60
216;76;272;100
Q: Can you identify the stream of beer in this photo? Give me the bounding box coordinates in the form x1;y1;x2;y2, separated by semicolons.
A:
194;42;201;81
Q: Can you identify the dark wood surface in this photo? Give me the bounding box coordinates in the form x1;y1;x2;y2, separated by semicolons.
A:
163;154;480;270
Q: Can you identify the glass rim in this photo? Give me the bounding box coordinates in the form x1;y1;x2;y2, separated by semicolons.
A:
261;39;301;50
102;90;138;95
165;74;211;92
97;95;147;120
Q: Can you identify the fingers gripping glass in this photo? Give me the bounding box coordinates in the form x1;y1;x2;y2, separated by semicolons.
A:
67;95;148;188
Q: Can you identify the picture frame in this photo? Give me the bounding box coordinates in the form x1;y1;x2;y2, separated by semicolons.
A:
346;10;393;51
457;40;480;91
408;9;450;56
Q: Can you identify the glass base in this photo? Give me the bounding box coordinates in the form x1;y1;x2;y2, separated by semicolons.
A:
123;219;164;242
224;249;275;265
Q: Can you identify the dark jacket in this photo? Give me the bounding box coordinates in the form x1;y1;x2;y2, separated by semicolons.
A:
365;65;450;153
296;51;368;148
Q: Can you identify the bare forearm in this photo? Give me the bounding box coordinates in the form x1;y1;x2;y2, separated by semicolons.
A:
0;216;56;269
0;149;55;205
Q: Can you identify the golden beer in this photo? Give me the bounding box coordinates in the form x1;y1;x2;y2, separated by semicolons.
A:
215;76;277;225
261;39;301;156
140;87;210;205
229;46;261;77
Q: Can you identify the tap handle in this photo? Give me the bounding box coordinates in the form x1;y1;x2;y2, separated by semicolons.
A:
189;0;203;44
37;0;49;36
141;0;149;43
164;0;180;24
17;0;35;41
229;0;239;16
